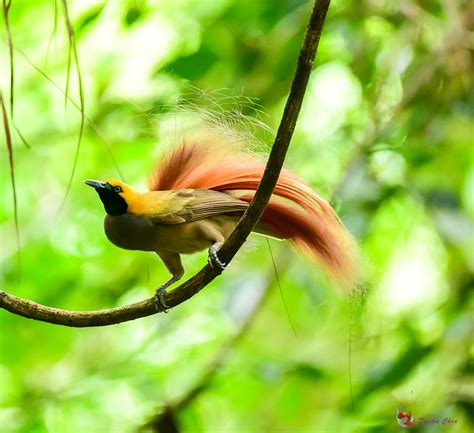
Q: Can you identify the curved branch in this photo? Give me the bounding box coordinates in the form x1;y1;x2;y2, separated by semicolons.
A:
0;0;331;327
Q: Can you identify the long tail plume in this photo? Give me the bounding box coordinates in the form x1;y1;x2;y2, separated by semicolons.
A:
149;130;359;288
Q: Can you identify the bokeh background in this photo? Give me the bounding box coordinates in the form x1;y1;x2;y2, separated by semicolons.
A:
0;0;472;432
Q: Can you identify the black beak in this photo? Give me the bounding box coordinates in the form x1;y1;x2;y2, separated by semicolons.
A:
84;179;108;190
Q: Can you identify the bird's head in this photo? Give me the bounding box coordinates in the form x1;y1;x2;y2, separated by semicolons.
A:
84;178;137;216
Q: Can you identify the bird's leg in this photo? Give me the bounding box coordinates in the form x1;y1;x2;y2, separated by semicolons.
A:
154;276;181;312
154;252;184;312
208;242;229;270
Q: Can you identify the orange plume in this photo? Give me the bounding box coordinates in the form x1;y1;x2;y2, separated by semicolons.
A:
149;132;359;288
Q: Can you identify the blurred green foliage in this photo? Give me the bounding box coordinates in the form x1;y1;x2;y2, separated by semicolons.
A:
0;0;472;432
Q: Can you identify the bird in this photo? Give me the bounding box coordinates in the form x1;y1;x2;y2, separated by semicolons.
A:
84;128;358;310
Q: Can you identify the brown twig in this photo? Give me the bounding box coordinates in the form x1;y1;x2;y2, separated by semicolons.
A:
1;94;21;275
59;0;86;211
2;0;14;114
0;0;331;327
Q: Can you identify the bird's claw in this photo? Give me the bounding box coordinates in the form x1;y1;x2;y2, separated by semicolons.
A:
208;243;228;271
154;287;169;313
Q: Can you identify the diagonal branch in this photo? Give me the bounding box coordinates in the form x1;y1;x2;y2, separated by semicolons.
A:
0;0;332;327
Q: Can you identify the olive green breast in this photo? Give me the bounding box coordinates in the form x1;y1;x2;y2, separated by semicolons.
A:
104;214;159;251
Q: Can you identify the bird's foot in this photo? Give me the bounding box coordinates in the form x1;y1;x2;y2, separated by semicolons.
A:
154;286;169;313
153;274;182;313
208;242;228;271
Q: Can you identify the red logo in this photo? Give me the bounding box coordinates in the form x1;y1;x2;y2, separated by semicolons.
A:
397;407;414;428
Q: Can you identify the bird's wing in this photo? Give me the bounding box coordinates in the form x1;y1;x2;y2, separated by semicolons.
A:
150;189;249;224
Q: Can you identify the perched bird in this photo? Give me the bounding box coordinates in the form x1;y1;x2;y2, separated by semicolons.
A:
85;129;358;310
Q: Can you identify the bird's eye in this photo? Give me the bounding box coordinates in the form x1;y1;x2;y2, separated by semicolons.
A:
114;186;123;193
